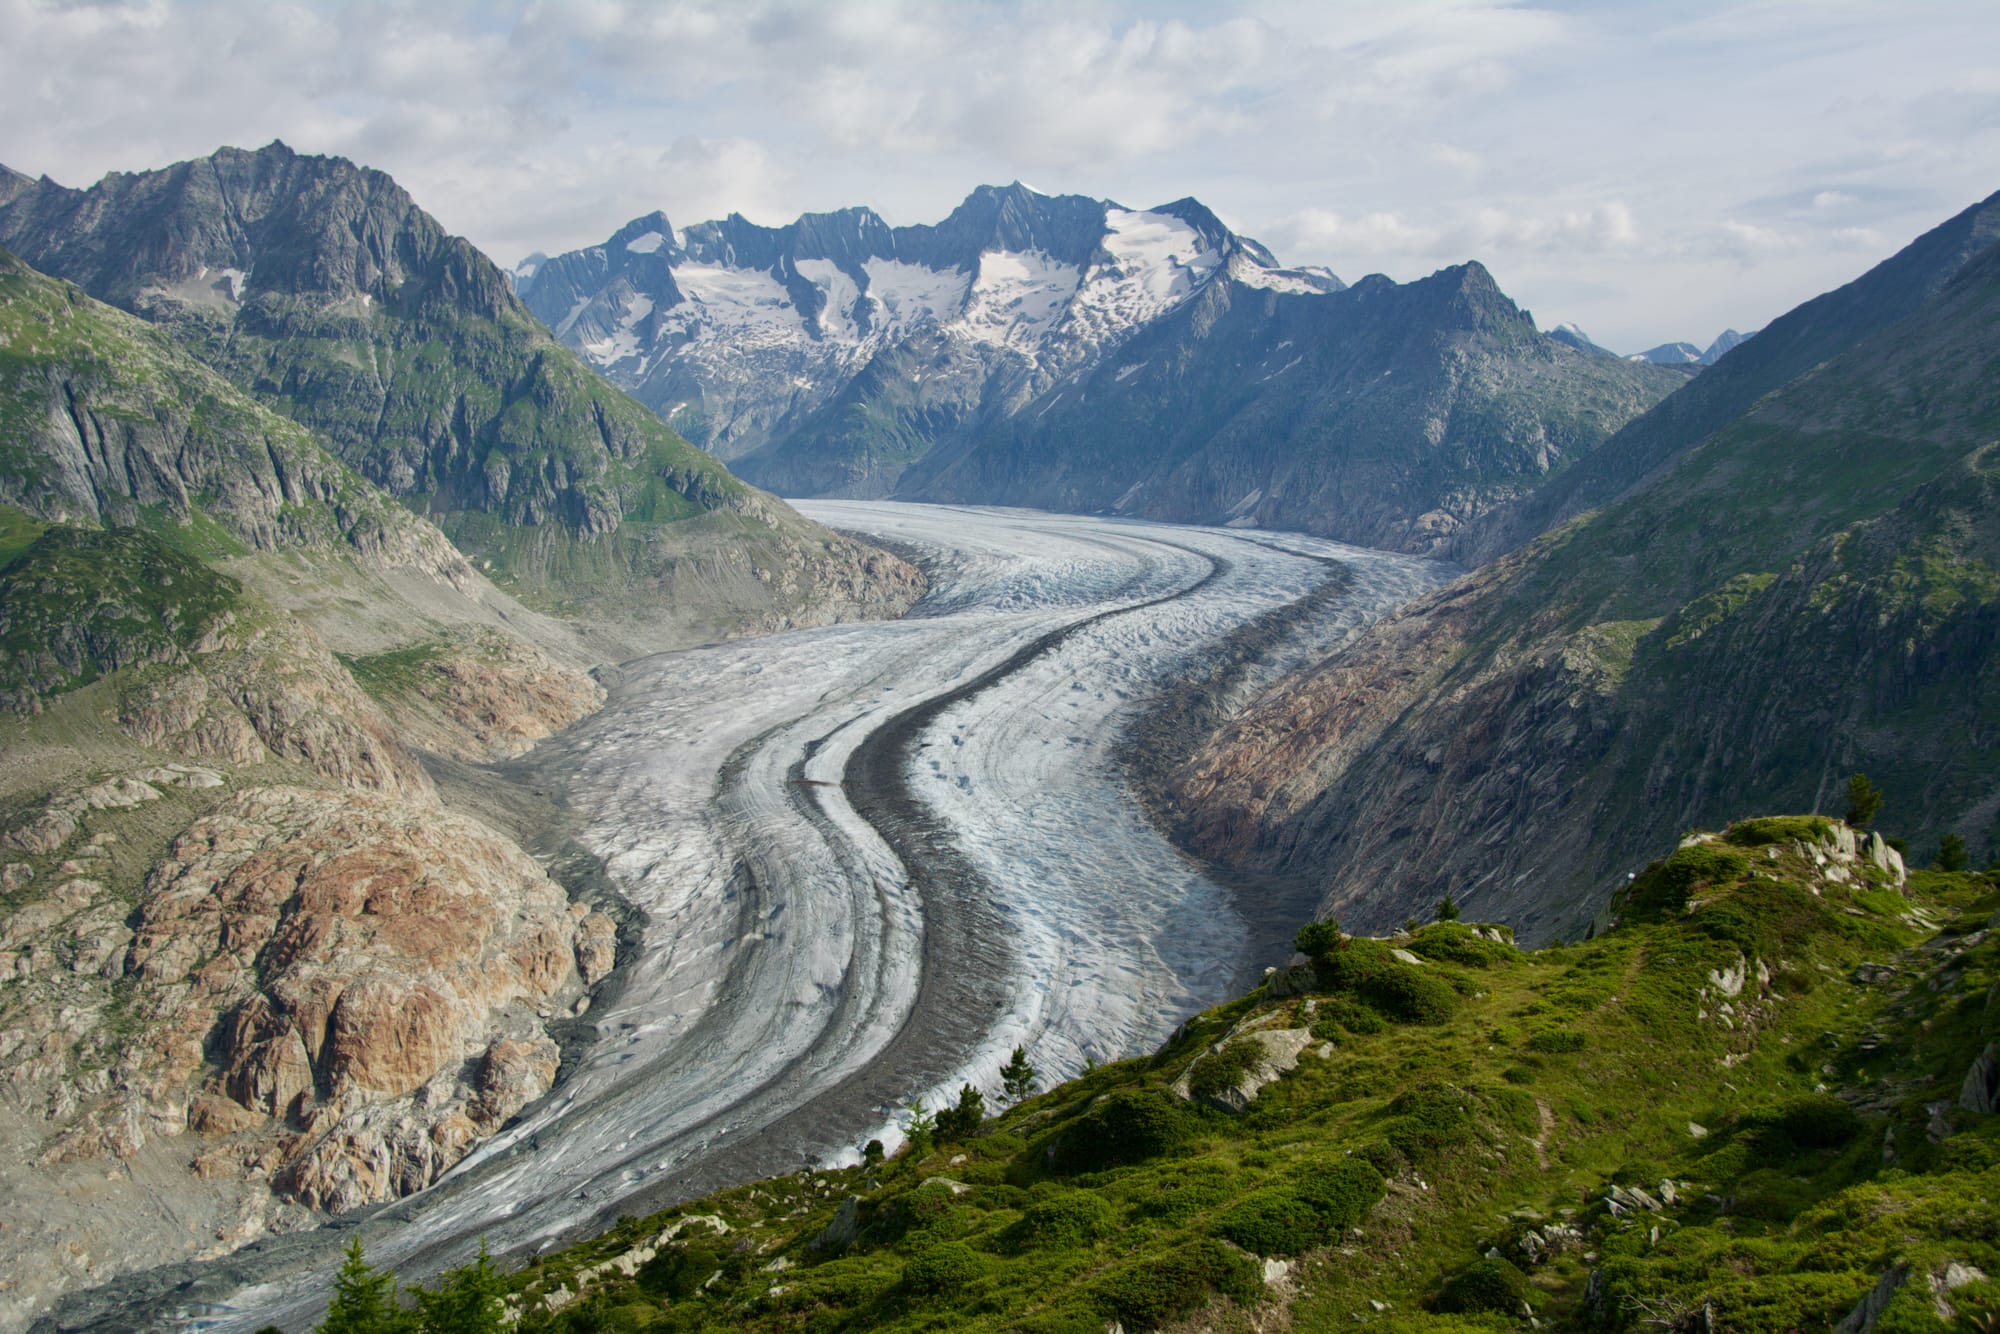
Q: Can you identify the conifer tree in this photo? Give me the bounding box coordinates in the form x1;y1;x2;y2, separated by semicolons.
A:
413;1240;505;1334
319;1238;409;1334
1000;1044;1038;1103
1845;772;1884;829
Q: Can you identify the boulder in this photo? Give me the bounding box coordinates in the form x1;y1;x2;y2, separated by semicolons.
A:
1174;1024;1316;1113
1959;1042;1998;1114
1836;1264;1908;1334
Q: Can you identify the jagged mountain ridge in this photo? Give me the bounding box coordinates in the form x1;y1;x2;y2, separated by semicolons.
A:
0;142;922;648
1168;189;2000;943
516;184;1342;495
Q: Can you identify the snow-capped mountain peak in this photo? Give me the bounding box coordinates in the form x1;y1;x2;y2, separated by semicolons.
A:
516;185;1342;467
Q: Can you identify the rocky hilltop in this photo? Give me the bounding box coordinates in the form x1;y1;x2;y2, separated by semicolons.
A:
1168;189;2000;942
0;143;921;651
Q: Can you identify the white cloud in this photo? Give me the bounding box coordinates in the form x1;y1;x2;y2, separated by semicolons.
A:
0;1;1994;349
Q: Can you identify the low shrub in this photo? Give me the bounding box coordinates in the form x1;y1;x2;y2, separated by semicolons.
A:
1765;1094;1865;1152
1351;1140;1408;1178
1128;1169;1234;1223
1312;997;1386;1036
1295;919;1344;959
1386;1084;1476;1164
1368;965;1459;1024
1211;1188;1325;1256
900;1241;984;1296
1527;1028;1587;1053
1050;1090;1193;1174
1316;938;1458;1024
1729;1167;1814;1222
1088;1238;1261;1330
1015;1189;1117;1249
1406;921;1518;967
1725;816;1833;847
1434;1256;1530;1314
1294;1156;1386;1224
1622;845;1751;920
635;1239;744;1300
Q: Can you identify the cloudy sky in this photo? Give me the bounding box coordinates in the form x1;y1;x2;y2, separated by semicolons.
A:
3;0;1995;352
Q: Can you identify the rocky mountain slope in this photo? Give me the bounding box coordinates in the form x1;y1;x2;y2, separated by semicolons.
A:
899;261;1683;552
273;818;1998;1334
1167;192;2000;943
0;143;921;650
0;245;639;1326
519;185;1681;550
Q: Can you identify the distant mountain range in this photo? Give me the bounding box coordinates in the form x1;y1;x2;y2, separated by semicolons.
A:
520;187;1684;552
1549;322;1753;366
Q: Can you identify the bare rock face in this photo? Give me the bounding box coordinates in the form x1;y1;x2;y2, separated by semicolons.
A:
116;612;434;798
2;782;608;1219
351;629;607;763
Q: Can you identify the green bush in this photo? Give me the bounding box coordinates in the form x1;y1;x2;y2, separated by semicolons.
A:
1622;845;1751;920
1312;997;1385;1036
1527;1028;1587;1053
1729;1168;1814;1222
635;1240;739;1300
1314;938;1458;1024
1016;1189;1117;1249
1434;1256;1530;1314
1295;919;1344;959
1406;921;1518;967
1189;1039;1261;1099
900;1241;984;1296
1050;1090;1193;1174
1087;1238;1261;1330
1725;816;1834;847
1211;1187;1326;1256
1386;1085;1476;1164
1294;1157;1386;1224
1367;965;1459;1024
1129;1170;1233;1223
1351;1140;1409;1178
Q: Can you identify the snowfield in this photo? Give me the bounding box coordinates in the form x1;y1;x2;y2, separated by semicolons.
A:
171;504;1447;1331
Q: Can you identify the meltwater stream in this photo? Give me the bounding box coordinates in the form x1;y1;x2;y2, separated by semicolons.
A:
143;504;1448;1331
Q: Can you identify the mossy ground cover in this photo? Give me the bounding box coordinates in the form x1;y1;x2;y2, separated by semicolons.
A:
328;822;1998;1334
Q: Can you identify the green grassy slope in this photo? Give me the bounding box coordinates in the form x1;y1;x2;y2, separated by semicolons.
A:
344;817;1997;1334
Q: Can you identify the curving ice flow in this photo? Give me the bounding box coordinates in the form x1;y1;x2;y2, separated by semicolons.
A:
181;503;1448;1332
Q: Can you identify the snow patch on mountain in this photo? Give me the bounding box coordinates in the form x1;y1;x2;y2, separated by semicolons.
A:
961;250;1083;352
624;230;668;255
580;291;654;366
665;263;805;348
861;258;972;337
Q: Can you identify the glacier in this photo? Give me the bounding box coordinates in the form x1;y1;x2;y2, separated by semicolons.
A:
123;504;1446;1331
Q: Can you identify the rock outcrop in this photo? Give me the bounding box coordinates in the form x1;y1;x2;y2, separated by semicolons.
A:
3;782;609;1213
